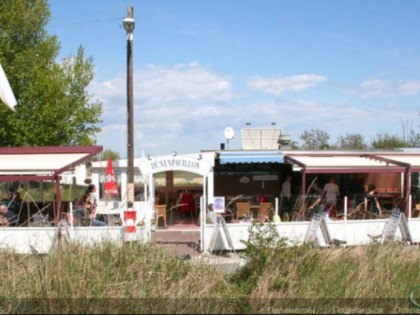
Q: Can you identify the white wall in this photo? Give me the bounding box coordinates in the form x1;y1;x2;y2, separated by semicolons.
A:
202;219;420;251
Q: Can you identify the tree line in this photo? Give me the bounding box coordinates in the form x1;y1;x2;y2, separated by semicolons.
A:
297;122;420;150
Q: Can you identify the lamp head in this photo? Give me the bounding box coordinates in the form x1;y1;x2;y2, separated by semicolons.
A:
123;17;135;33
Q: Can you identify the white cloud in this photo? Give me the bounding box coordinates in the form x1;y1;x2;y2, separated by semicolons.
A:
340;78;410;100
91;62;237;156
90;61;233;104
341;79;420;98
398;82;420;95
91;65;419;158
139;62;234;103
358;79;393;99
246;74;327;96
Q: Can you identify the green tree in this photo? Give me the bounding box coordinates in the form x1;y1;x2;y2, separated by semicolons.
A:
371;132;406;149
401;119;420;148
336;133;367;150
59;46;102;145
0;0;102;146
300;129;331;150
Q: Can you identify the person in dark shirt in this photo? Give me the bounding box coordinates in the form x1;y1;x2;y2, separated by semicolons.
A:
83;187;105;227
366;184;382;216
351;174;366;207
0;203;18;226
9;192;24;225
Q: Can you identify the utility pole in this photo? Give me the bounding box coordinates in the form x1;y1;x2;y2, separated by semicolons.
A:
123;6;135;204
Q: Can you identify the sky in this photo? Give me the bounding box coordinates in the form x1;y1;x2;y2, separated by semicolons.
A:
47;0;420;158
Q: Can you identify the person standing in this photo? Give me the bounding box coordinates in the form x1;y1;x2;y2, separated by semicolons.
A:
365;184;382;216
85;184;105;227
7;189;22;218
323;177;340;208
12;192;24;226
323;177;340;218
307;180;323;219
281;175;292;221
177;190;195;219
351;174;366;208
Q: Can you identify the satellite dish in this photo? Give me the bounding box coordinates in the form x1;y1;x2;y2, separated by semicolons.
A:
278;134;291;145
224;127;235;140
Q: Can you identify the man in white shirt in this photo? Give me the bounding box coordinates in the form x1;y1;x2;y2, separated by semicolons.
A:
323;177;340;208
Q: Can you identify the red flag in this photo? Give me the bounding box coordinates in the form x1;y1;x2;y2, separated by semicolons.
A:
104;158;118;196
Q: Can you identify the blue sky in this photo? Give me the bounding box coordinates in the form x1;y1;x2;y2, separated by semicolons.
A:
47;0;420;158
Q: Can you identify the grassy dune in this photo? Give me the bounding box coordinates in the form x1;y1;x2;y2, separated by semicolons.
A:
0;228;419;313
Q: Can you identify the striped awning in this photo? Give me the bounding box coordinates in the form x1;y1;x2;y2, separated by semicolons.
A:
219;151;284;164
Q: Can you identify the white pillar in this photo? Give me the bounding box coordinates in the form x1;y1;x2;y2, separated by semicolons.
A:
200;195;206;252
146;175;155;230
344;196;347;244
207;169;215;206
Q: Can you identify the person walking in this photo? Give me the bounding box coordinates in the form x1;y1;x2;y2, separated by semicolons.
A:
281;175;292;221
323;177;340;218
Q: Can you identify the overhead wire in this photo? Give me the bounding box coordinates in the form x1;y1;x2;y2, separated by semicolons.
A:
48;17;123;29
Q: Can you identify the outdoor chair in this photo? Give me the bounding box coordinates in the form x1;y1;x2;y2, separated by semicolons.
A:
412;204;420;218
235;202;251;220
258;202;273;221
155;204;167;227
29;212;50;227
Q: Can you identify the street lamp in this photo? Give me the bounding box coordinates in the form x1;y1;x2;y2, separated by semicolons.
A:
123;6;135;204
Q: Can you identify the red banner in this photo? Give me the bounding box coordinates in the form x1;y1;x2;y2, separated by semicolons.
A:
104;158;118;196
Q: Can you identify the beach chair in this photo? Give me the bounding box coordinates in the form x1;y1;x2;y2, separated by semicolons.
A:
235;202;251;220
155;204;167;227
258;202;273;221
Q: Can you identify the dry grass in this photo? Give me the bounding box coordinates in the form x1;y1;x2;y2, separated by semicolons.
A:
0;240;419;313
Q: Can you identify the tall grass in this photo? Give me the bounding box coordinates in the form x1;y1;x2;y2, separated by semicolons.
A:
0;234;419;313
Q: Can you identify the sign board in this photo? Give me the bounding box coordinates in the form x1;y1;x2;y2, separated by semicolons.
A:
213;196;225;214
241;128;282;150
381;210;402;243
304;213;322;244
207;216;235;253
304;213;331;245
399;213;413;244
319;216;332;245
252;175;278;181
221;218;235;253
139;155;213;177
207;219;220;253
381;209;413;244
